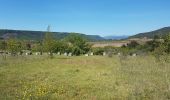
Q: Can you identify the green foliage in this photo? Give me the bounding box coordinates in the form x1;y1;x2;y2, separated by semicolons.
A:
129;27;170;39
0;29;104;41
127;41;140;49
120;41;140;55
7;39;23;56
53;40;70;53
43;31;55;58
146;38;162;52
66;34;91;56
92;47;104;55
162;33;170;53
0;40;7;51
104;46;117;57
123;33;170;62
151;33;170;61
32;42;43;53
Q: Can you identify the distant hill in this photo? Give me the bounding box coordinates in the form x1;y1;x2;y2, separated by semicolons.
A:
104;35;129;40
129;27;170;39
0;29;104;41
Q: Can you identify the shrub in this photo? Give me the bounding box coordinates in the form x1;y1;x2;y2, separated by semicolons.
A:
7;39;23;56
162;33;170;53
127;41;140;49
92;47;104;55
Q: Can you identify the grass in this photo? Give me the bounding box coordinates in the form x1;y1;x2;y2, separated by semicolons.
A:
0;55;170;100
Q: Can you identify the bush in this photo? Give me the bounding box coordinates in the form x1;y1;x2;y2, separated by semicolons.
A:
0;41;7;51
163;33;170;53
92;47;104;55
7;39;23;56
104;46;115;57
127;41;140;49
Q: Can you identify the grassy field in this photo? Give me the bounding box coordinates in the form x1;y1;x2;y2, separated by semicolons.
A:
0;55;170;100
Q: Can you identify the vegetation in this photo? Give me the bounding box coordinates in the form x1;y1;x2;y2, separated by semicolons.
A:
66;34;91;56
0;55;170;99
52;40;69;54
0;40;7;51
0;29;104;41
0;31;92;57
117;33;170;57
129;27;170;39
92;47;105;55
1;27;170;99
43;26;55;58
6;38;23;56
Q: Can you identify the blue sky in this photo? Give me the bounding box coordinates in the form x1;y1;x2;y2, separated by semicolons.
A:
0;0;170;36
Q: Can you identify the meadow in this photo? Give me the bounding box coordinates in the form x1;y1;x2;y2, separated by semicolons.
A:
0;55;170;100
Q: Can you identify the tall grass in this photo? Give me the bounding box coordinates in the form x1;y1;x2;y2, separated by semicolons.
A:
0;55;170;100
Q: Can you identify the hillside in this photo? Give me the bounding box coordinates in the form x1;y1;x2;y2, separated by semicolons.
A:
0;29;104;41
129;27;170;39
104;35;129;40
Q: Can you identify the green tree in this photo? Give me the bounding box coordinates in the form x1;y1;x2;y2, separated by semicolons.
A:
66;34;91;56
0;41;7;51
92;47;104;55
152;34;170;62
32;42;43;54
163;33;170;53
7;39;22;56
43;26;55;58
0;40;7;59
53;40;69;53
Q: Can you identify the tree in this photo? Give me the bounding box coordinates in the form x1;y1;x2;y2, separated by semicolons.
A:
32;42;43;54
0;41;7;51
7;39;22;56
163;33;170;53
0;40;7;59
53;40;70;53
151;33;170;61
43;26;55;58
92;47;104;55
26;43;32;50
66;34;91;56
153;33;170;55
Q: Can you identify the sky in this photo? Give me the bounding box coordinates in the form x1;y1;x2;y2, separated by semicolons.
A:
0;0;170;36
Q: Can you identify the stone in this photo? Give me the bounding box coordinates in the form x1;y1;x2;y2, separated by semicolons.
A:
26;52;28;55
90;52;94;56
57;52;61;55
35;52;39;55
64;52;68;56
132;53;137;57
117;53;121;56
85;54;89;56
103;52;106;56
68;53;72;56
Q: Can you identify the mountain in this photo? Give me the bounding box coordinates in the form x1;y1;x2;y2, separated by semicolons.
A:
0;29;104;41
104;35;129;40
129;27;170;39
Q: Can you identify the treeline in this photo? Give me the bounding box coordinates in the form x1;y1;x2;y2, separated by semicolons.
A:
0;31;92;58
1;30;170;60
